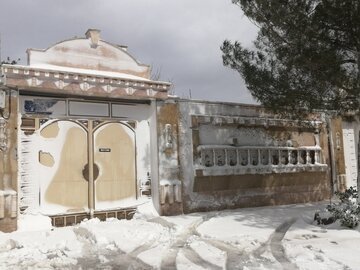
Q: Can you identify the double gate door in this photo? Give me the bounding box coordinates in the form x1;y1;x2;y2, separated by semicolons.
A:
39;119;136;214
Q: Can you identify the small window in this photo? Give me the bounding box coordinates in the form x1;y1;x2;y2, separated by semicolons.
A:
22;97;66;116
69;101;109;117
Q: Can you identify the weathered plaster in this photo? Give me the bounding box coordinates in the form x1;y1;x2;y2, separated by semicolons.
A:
28;30;151;79
3;66;170;101
0;90;18;232
156;101;183;215
341;118;358;190
178;100;331;213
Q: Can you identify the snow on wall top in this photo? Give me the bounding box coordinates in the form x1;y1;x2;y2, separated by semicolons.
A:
27;29;151;79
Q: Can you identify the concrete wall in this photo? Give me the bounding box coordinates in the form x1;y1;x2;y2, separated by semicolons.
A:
177;99;331;213
156;101;183;215
341;117;360;190
328;117;346;191
28;29;150;79
0;93;348;232
0;89;18;232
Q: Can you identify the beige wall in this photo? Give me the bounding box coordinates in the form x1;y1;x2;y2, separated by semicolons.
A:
177;100;332;214
0;90;18;232
191;172;330;212
157;102;183;215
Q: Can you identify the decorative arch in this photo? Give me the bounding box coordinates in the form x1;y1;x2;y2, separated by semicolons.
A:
27;36;150;79
40;119;88;133
93;120;135;133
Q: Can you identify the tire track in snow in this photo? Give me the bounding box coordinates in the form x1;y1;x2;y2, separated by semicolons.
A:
201;237;248;270
181;246;223;270
160;218;204;269
155;213;269;269
147;215;299;270
73;226;154;269
268;217;299;270
201;218;300;269
156;213;217;270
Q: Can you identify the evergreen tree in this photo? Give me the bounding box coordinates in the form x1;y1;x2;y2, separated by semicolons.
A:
222;0;360;115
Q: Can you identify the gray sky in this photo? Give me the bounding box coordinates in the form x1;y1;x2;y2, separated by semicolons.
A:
0;0;258;103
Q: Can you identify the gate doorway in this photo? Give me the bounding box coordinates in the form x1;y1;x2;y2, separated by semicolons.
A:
38;119;136;215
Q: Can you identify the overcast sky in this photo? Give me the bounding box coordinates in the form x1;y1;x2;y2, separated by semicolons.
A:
0;0;258;103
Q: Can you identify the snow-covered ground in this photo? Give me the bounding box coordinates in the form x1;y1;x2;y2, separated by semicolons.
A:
0;199;359;270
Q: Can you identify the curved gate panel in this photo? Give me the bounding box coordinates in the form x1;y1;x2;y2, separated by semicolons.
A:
41;120;88;213
94;122;136;210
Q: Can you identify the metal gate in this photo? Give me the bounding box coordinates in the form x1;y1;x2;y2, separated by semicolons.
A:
38;119;136;215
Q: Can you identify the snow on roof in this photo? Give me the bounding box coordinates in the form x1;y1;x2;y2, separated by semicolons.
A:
30;64;147;82
5;63;171;86
26;29;152;80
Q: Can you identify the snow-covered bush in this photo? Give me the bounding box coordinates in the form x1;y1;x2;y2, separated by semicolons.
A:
326;187;360;228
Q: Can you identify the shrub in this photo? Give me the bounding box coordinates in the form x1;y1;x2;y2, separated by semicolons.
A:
326;187;360;228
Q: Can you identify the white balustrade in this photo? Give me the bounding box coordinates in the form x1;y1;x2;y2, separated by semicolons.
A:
197;145;327;176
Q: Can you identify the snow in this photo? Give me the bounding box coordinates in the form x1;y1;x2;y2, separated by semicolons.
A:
17;212;52;232
284;219;360;270
10;64;170;85
1;200;360;269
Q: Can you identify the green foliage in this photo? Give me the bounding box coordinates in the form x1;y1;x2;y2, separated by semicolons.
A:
222;0;360;116
326;187;360;228
335;186;358;202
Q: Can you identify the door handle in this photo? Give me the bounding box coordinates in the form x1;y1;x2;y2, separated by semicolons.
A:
82;163;100;181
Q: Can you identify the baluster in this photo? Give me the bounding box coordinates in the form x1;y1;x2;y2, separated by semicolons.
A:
258;149;261;166
306;150;311;164
296;150;300;165
236;149;239;167
288;150;291;166
268;149;271;165
247;149;251;166
212;149;216;167
315;150;320;163
225;149;228;166
203;150;207;167
278;150;281;165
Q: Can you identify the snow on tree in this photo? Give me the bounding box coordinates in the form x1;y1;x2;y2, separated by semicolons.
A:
221;0;360;116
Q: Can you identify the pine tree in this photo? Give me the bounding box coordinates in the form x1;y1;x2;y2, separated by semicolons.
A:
222;0;360;115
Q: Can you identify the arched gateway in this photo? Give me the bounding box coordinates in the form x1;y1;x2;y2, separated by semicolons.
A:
13;29;171;225
36;120;136;215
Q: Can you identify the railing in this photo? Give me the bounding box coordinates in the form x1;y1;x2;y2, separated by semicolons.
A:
196;145;327;176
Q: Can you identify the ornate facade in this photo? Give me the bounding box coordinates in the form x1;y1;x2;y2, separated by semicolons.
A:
0;29;353;232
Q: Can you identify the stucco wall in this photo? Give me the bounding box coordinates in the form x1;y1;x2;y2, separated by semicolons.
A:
0;90;18;232
177;100;331;213
341;117;360;190
156;101;183;215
